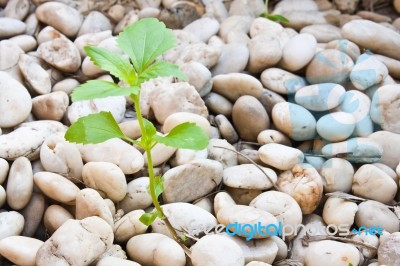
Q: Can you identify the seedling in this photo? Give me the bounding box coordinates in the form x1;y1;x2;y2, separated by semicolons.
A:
64;18;209;244
259;0;289;23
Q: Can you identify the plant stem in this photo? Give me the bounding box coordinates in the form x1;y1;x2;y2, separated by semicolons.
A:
265;0;269;14
131;94;191;256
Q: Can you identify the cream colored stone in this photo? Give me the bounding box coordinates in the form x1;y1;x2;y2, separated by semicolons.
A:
43;205;73;235
76;188;114;226
6;157;33;210
114;210;147;243
0;236;43;266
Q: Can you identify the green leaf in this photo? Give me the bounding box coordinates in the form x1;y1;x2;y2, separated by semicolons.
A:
65;111;127;144
139;210;163;226
117;18;176;73
71;80;139;102
265;14;289;23
143;119;156;138
84;46;136;84
154;122;209;150
145;176;164;198
139;61;187;84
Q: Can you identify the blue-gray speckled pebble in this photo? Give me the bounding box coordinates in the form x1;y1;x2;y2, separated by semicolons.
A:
294;83;345;111
316;112;356;142
272;102;316;141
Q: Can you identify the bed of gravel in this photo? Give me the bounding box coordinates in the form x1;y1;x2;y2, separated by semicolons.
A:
1;0;400;265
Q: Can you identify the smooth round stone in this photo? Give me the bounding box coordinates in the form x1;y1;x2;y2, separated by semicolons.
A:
272;102;316;141
82;162;127;202
350;53;388;91
278;164;323;215
163;159;223;203
37;37;81;73
151;203;217;239
342;20;400;60
306;49;354;84
183;17;219;42
305;240;360;266
223;234;278;264
20;193;45;237
33;172;80;205
74;30;112;57
259;143;304;170
280;33;317;71
316;112;356;142
215;114;239;144
0;120;66;161
214;192;236;216
68;96;125;124
144;142;176;166
176;43;220;68
140;78;208;124
114;210;148;243
249;17;283;38
163;111;211;136
321;137;383;163
78;11;112;36
326;39;361;62
336;90;371;136
257;129;291;146
35;2;83;37
219;15;252;41
36;217;113;266
9;35;37;52
0;158;9;185
25;13;39;36
119;177;152;213
369;131;400;169
217;205;278;239
207;139;238;168
247;34;282;73
378;232;400;266
75;188;114;227
373;54;400;80
52;78;79;95
36;26;65;44
261;68;307;95
370;84;400;134
320;158;354;193
225;187;262;205
226;31;250;45
80;138;144;174
372;163;398;183
0;185;5;207
180;61;212;97
223;164;277;190
43;205;74;235
40;133;83;183
204;92;233;117
0;211;24;240
322;197;358;230
18;54;51;95
191;234;244;266
212;73;263;101
170;148;208;167
300;24;342;43
0;71;32;128
127;233;186;266
295;83;345;111
6;157;33;210
258;88;286;114
114;10;139;35
232;96;270;141
0;236;43;266
355;200;399;234
0;40;24;74
250;191;302;240
32;91;69;121
97;257;140;266
211;43;249;75
0;17;26;38
352;164;397;204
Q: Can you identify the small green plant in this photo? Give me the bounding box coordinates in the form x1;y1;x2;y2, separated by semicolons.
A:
259;0;289;23
64;18;209;244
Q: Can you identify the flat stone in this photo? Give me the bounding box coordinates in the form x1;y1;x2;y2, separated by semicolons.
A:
223;164;277;190
0;17;26;38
